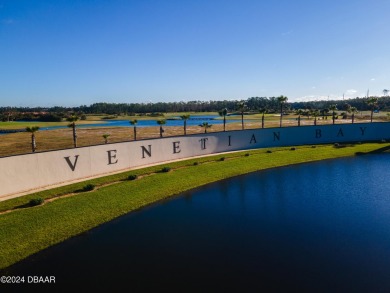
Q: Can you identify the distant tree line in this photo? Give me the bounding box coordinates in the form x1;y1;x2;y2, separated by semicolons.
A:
1;95;390;121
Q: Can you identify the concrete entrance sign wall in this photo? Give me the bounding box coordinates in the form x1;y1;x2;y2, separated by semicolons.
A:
1;122;389;199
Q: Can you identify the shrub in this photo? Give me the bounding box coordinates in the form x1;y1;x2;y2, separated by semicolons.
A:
82;184;95;192
290;147;296;151
334;143;340;147
193;162;199;166
244;153;250;157
29;198;44;206
161;167;171;173
127;174;138;180
311;145;316;148
219;157;225;161
266;150;272;153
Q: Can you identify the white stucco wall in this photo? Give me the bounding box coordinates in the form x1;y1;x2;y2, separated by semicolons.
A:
1;122;389;199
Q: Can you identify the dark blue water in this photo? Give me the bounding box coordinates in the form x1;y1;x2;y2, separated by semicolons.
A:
3;154;390;292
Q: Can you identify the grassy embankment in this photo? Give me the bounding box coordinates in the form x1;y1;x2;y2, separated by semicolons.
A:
0;142;389;270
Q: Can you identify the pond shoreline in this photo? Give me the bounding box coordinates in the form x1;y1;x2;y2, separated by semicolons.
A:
0;128;25;133
0;142;389;270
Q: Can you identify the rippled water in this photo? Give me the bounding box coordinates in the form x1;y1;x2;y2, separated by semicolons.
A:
4;154;390;292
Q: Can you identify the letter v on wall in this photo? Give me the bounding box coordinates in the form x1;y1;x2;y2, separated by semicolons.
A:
64;155;79;171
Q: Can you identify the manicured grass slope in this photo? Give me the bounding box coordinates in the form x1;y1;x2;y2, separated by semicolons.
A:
0;143;389;269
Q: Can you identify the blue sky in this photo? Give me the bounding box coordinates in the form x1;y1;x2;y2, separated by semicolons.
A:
1;0;389;107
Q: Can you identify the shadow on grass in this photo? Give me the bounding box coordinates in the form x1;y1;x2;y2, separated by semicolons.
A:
333;143;356;149
13;203;32;210
13;198;44;211
156;167;172;173
355;145;390;156
74;189;85;193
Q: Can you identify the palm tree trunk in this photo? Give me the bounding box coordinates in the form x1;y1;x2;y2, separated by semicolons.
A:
223;116;226;131
298;116;301;126
241;113;244;130
134;126;137;140
31;134;36;153
314;117;317;126
184;120;187;135
352;114;355;124
261;114;264;129
371;109;373;122
332;113;335;125
160;126;163;137
280;104;283;127
204;128;207;133
72;124;77;147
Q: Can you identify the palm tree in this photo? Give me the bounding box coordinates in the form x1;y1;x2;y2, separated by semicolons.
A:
26;126;39;153
200;122;212;133
129;119;138;140
6;108;12;122
102;134;110;144
321;108;329;120
277;95;288;127
236;102;247;130
259;108;267;129
180;114;190;135
383;89;389;97
305;108;312;120
67;115;79;148
312;109;320;125
218;108;228;131
157;119;166;137
295;109;304;126
348;106;358;124
366;97;378;122
344;103;351;112
342;103;350;120
329;104;338;125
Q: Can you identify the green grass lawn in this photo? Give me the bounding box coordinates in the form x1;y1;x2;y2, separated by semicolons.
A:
0;142;389;270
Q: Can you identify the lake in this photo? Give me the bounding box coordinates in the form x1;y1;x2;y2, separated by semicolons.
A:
3;154;390;292
10;116;244;132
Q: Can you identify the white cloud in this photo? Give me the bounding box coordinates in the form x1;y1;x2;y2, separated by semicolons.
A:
296;92;368;102
295;95;316;102
370;78;376;81
342;89;359;99
295;95;335;102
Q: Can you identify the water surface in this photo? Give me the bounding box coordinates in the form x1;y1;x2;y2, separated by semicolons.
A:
4;154;390;292
11;116;244;132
